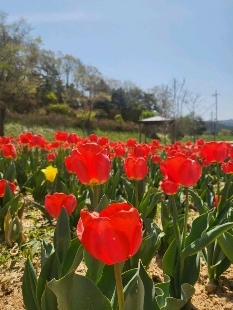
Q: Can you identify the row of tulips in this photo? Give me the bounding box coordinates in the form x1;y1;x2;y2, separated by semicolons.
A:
0;131;233;309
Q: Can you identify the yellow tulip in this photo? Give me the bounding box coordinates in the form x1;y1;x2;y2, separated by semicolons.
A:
41;166;58;182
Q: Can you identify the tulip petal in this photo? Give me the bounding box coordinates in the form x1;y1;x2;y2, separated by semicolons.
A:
179;159;202;187
81;218;130;264
109;208;142;257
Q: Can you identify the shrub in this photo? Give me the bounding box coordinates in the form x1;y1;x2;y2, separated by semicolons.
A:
218;129;232;136
46;103;74;117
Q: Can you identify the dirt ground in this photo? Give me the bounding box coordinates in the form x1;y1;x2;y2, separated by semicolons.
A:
1;250;233;310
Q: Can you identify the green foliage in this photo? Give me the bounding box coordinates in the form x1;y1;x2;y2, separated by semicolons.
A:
139;110;156;120
218;129;232;136
114;114;124;123
76;109;96;120
45;92;58;104
47;103;74;116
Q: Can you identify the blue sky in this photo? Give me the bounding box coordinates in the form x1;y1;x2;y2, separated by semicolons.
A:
2;0;233;120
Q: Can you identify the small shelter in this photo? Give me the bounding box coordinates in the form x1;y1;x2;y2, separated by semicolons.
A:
138;115;174;143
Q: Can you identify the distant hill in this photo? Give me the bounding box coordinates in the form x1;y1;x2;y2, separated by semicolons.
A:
205;119;233;133
218;119;233;127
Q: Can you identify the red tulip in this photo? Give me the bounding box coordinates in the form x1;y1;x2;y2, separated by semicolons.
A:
160;179;179;195
151;154;161;164
214;195;222;209
30;134;46;148
45;192;77;217
230;146;233;159
65;142;111;185
0;180;17;197
221;160;233;174
89;134;98;142
113;144;125;157
67;133;81;145
98;136;109;146
133;144;150;159
54;131;69;142
17;132;33;145
201;158;211;167
77;202;143;265
1;143;17;158
160;155;202;187
47;152;58;162
124;155;148;180
126;139;137;148
200;141;228;163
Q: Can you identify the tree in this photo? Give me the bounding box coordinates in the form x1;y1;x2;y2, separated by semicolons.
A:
0;12;41;134
36;49;64;105
183;113;207;142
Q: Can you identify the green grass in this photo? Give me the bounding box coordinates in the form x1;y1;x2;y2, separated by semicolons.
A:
5;121;233;144
181;134;233;143
5;121;142;143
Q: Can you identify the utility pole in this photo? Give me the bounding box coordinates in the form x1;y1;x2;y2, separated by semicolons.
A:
210;111;213;135
212;90;220;141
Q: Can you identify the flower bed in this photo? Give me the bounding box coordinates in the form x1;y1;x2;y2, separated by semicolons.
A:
0;133;233;309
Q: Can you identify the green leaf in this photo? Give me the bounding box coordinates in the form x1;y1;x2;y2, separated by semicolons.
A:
146;192;162;219
57;180;69;195
15;161;28;189
48;270;112;310
138;188;151;218
218;231;233;262
121;177;134;203
138;261;157;309
110;168;122;200
181;222;233;259
54;207;71;265
154;275;194;310
123;275;144;310
22;258;40;310
185;212;209;247
218;174;233;214
4;162;16;182
3;182;14;206
84;249;105;284
41;240;54;269
211;240;226;268
162;239;178;277
41;286;57;310
96;194;109;213
188;189;208;214
62;239;83;276
182;253;200;286
214;256;231;280
154;274;171;307
33;202;52;221
137;178;146;204
0;195;21;229
37;252;61;307
97;264;116;303
130;219;162;269
215;201;233;225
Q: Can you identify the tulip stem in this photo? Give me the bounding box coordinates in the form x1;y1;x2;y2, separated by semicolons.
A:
216;163;220;198
93;185;99;209
182;187;189;249
135;180;139;210
114;262;124;310
171;195;181;251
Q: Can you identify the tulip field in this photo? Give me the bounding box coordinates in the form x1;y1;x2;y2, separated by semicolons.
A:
1;131;233;310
